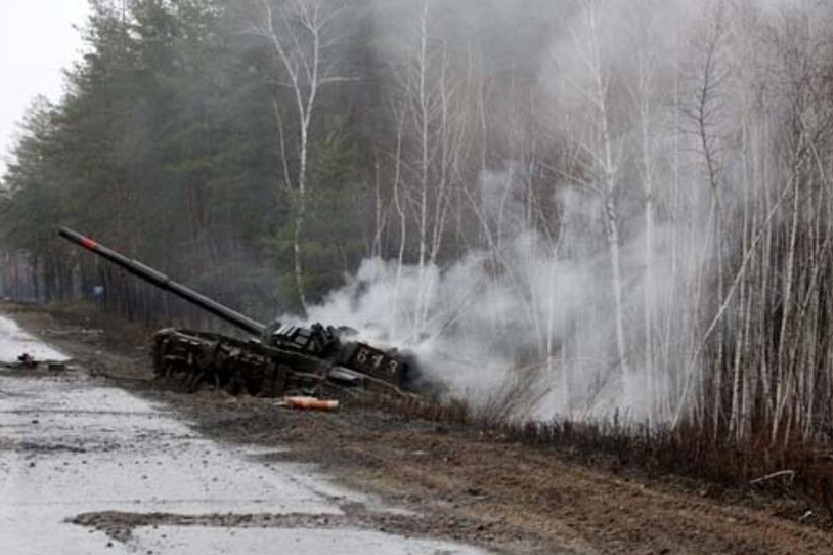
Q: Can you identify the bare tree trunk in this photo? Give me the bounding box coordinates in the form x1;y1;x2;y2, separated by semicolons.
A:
248;0;350;313
585;1;630;382
415;0;432;329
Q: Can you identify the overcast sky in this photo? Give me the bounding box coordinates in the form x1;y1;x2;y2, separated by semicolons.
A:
0;0;89;177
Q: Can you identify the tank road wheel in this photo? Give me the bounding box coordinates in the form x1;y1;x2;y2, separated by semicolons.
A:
259;363;288;397
184;340;222;392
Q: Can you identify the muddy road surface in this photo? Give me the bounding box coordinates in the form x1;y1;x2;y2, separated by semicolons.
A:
0;312;487;555
3;302;833;554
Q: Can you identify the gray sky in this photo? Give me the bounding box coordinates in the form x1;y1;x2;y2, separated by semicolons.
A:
0;0;89;177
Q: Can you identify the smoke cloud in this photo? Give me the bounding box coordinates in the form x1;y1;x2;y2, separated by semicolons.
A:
285;0;829;424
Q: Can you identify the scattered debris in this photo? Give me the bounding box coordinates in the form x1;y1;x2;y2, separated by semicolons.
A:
276;396;340;412
18;353;37;369
44;329;104;337
0;353;68;371
47;361;66;372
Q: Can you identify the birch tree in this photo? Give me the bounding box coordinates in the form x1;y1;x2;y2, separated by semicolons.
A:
391;0;469;331
567;0;631;386
242;0;351;313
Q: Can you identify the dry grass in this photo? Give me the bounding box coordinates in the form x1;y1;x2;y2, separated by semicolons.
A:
356;388;833;521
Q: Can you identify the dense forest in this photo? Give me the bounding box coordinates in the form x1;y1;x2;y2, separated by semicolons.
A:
2;0;833;447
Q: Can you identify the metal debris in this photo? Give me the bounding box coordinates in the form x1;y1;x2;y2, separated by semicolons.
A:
275;396;340;412
0;353;67;371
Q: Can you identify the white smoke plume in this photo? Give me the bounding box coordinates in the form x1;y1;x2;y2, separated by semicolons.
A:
286;0;826;425
285;164;666;422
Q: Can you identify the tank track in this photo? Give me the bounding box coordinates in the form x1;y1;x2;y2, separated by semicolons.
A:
150;328;413;398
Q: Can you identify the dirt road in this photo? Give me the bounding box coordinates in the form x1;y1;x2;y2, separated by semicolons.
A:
0;312;486;554
4;302;833;554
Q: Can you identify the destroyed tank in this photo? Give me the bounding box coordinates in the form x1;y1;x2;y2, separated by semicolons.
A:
58;227;418;398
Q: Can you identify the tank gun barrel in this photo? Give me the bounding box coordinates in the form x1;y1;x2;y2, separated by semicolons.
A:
58;227;266;337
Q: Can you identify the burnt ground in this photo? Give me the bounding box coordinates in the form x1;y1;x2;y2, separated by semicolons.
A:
4;300;833;555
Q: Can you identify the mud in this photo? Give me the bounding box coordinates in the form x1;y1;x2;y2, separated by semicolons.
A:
0;306;488;555
4;301;833;554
